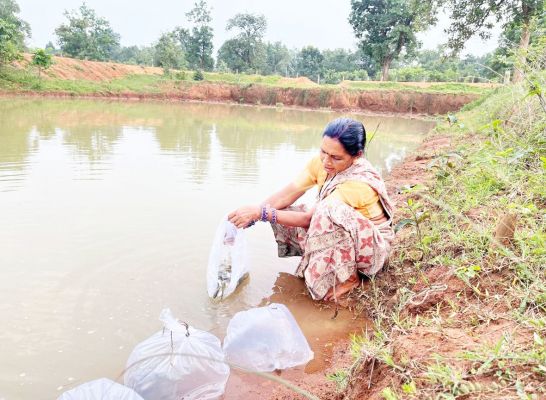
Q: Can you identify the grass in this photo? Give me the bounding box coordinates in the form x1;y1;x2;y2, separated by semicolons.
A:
341;80;492;95
0;66;170;94
0;63;494;96
339;45;545;399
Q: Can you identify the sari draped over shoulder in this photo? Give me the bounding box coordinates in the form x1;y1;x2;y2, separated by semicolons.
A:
271;157;395;300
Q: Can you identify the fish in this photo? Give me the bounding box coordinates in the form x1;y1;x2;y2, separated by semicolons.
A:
211;225;249;300
212;249;232;299
212;243;249;300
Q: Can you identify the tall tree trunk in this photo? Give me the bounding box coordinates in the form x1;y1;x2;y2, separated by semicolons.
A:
381;57;392;81
513;3;531;83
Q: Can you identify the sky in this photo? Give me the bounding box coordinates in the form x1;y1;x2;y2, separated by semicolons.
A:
17;0;500;56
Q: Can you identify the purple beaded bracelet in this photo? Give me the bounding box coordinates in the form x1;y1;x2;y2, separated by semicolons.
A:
270;208;277;224
260;204;269;222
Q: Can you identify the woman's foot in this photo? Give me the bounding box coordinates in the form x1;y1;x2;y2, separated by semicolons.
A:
323;273;360;301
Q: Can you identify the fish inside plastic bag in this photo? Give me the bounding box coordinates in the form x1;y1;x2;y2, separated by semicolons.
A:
124;308;230;400
57;378;144;400
223;303;314;372
207;217;249;299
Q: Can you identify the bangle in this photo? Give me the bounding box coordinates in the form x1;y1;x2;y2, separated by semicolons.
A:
270;208;277;224
260;204;269;222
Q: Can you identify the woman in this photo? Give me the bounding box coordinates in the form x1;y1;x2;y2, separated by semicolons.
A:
228;118;394;301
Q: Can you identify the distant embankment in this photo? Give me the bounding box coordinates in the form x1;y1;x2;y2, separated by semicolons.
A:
4;54;486;115
97;83;477;115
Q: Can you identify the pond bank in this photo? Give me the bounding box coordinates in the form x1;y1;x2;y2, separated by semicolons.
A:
1;56;487;115
0;83;478;115
237;81;545;399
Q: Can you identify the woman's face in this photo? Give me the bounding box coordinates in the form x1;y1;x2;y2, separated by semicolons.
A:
319;135;357;175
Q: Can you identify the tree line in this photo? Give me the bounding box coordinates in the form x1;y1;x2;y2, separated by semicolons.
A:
1;0;544;82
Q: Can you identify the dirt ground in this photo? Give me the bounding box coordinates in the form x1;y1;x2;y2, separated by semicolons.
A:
16;53;163;81
10;55;480;115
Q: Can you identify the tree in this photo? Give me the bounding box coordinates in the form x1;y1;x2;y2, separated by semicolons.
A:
44;41;60;55
217;13;267;72
0;0;30;64
55;3;120;61
349;0;437;80
154;32;185;73
322;48;359;72
263;41;291;75
110;45;153;66
443;0;544;81
31;48;53;78
183;0;214;71
0;19;19;64
298;46;324;81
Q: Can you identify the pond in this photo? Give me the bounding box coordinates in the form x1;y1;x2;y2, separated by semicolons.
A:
0;98;434;399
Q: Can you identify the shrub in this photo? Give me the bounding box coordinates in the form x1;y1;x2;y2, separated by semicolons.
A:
193;70;204;81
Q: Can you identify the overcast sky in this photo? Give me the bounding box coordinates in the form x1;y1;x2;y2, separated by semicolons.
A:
17;0;500;56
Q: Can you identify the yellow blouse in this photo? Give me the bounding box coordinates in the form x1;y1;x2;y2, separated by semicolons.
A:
294;155;384;219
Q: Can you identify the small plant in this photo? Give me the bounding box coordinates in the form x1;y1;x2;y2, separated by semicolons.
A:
175;71;186;80
427;152;463;180
193;69;204;81
455;264;481;281
381;387;398;400
31;48;53;79
395;197;431;256
326;370;349;392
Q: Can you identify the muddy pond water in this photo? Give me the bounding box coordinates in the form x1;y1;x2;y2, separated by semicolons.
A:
0;98;434;399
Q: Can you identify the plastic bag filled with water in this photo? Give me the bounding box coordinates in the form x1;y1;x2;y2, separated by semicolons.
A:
223;303;314;372
124;308;229;400
207;217;249;300
57;378;144;400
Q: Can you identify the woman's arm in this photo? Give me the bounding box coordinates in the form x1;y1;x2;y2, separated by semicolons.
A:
228;182;308;229
270;206;315;228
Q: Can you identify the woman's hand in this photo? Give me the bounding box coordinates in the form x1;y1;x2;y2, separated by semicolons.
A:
228;205;261;229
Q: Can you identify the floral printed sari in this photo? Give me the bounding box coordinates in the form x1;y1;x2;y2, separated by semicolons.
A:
271;157;395;300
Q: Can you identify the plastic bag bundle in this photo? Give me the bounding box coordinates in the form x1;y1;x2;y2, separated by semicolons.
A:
207;217;249;299
124;309;229;400
57;378;144;400
223;303;314;372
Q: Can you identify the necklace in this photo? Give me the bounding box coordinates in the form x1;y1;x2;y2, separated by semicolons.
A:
317;173;337;201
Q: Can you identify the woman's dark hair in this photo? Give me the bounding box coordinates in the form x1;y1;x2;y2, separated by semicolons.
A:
322;118;366;156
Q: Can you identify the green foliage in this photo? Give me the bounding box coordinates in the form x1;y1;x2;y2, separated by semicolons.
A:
31;48;53;78
0;0;29;47
0;19;20;64
174;71;186;80
217;13;267;73
55;3;120;61
381;387;399;400
0;0;29;64
263;41;290;75
444;0;544;57
326;370;349;392
349;0;437;80
192;69;204;81
112;45;154;66
298;46;324;82
395;197;432;257
176;1;214;71
154;32;186;73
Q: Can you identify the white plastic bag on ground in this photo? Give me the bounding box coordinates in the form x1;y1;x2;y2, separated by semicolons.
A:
124;308;229;400
207;217;249;299
57;378;144;400
223;303;314;371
